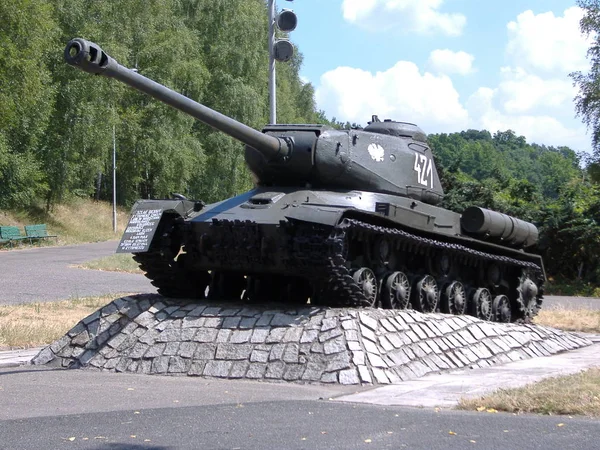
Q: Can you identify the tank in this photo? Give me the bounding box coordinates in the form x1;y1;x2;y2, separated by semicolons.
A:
64;38;545;323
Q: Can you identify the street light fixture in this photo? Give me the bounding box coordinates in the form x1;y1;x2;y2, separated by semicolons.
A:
268;0;297;124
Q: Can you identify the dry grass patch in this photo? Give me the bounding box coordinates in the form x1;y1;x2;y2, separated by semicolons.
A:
534;307;600;334
0;296;117;350
76;253;142;274
458;368;600;417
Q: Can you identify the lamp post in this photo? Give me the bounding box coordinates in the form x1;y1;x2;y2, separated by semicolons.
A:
268;0;297;124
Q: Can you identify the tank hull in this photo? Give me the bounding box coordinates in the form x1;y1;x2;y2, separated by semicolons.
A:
123;188;544;323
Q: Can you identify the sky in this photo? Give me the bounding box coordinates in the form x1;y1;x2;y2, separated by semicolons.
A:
282;0;592;152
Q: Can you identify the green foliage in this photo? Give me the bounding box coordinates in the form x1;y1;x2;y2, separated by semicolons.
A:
0;0;322;208
430;129;600;286
572;0;600;157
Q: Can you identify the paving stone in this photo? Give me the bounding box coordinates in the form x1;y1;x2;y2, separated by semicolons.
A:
271;313;296;327
378;335;394;352
362;340;379;354
283;364;305;381
324;336;346;355
203;318;223;328
359;313;378;331
348;341;361;351
341;319;357;331
189;361;207;376
145;343;166;358
164;342;180;356
230;330;252;344
367;353;387;368
283;343;300;363
129;343;149;359
230;361;250;378
301;362;325;381
357;366;372;384
255;314;274;327
300;329;319;344
265;361;285;379
182;317;205;328
215;344;253;360
266;328;287;343
352;351;365;365
320;372;338;383
216;329;232;343
151;356;170;374
339;369;360;385
326;352;351;372
283;327;303;343
194;343;217;360
250;350;269;363
359;325;377;343
269;343;286;361
194;328;218;343
204;360;232;377
239;317;258;329
246;363;267;379
178;342;197;359
310;341;324;354
168;356;191;373
321;318;338;332
250;328;270;344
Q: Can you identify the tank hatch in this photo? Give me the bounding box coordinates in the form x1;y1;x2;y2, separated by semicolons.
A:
363;117;427;143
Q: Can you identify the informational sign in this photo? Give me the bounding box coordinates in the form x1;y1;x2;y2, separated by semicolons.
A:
116;208;163;253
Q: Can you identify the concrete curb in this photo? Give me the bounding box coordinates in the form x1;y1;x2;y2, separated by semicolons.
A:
336;341;600;408
0;347;42;368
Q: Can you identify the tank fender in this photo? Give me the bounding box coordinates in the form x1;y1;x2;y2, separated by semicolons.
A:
117;199;196;253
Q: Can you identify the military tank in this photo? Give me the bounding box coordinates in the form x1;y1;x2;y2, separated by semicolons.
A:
64;38;545;323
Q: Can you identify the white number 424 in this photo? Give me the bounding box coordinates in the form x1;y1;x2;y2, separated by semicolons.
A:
413;153;433;189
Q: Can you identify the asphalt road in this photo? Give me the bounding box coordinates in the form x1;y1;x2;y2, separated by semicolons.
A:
0;366;598;450
0;241;156;305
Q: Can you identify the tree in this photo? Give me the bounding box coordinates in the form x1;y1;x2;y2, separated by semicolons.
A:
571;0;600;157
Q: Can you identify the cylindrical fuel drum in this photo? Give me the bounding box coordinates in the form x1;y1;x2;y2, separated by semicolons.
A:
460;206;538;248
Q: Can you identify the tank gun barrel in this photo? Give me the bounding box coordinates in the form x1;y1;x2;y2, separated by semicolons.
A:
64;38;291;161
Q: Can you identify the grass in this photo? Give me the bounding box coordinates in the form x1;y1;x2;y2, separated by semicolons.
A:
0;198;130;248
76;253;142;274
534;307;600;334
0;296;116;350
458;368;600;417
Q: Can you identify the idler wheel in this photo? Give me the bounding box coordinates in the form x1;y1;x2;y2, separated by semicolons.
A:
412;275;439;313
352;268;378;307
441;281;467;315
471;288;493;321
520;278;539;306
492;295;512;323
381;271;411;310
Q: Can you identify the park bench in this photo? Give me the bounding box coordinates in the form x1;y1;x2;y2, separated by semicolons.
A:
24;224;57;242
0;226;29;247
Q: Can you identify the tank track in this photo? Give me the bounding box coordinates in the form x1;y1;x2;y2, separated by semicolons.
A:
320;218;544;321
131;216;544;322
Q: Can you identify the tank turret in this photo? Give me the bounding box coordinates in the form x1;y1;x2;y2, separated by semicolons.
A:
65;38;443;204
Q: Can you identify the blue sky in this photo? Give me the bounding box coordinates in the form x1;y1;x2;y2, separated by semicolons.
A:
282;0;591;152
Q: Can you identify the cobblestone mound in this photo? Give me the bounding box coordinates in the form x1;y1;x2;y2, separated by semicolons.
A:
33;294;591;385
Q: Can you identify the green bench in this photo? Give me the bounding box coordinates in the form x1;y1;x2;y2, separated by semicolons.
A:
0;226;29;247
24;224;57;242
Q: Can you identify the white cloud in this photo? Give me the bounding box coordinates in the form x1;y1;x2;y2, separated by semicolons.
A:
497;67;576;114
466;87;588;150
506;7;590;75
315;62;468;133
428;49;475;75
341;0;466;36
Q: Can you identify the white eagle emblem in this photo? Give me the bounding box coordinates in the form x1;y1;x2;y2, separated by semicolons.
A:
368;143;385;162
